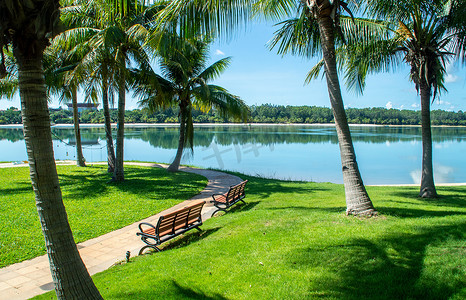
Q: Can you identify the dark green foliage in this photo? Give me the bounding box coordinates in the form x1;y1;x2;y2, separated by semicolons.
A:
1;105;465;125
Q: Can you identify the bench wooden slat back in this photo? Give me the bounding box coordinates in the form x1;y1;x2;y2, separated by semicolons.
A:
225;180;248;204
155;200;205;238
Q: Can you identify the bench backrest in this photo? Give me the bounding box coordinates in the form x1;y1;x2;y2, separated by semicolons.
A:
225;180;248;204
156;200;205;238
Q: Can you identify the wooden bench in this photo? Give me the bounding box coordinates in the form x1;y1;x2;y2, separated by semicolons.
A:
136;200;206;254
211;180;248;216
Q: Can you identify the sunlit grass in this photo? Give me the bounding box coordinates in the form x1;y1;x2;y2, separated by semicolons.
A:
0;165;207;268
33;173;466;299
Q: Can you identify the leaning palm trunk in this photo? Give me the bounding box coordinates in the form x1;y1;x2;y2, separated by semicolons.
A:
71;87;86;167
317;8;376;215
15;49;102;299
113;69;126;181
419;82;437;198
168;103;187;172
102;72;116;173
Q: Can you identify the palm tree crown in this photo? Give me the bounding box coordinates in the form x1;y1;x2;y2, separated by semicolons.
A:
340;0;466;197
136;35;249;171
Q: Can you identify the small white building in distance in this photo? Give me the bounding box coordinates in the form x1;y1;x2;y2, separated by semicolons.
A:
67;103;99;112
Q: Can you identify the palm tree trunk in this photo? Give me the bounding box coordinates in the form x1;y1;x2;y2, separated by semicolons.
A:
113;68;125;181
15;48;102;299
316;4;377;216
168;102;187;172
102;72;115;173
419;82;437;198
71;86;86;167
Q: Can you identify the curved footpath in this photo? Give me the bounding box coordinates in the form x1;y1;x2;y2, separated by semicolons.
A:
0;162;243;300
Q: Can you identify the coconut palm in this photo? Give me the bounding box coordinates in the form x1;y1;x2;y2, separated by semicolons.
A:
340;0;466;198
0;50;18;99
252;0;378;215
43;48;88;167
0;0;102;298
135;36;249;171
152;0;376;215
58;0;153;180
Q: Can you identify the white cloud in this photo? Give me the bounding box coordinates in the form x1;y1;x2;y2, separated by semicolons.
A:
445;62;460;83
385;101;393;109
445;73;459;83
400;105;405;110
411;103;420;108
215;49;225;55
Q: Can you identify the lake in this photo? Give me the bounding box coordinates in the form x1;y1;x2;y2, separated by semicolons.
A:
1;124;465;185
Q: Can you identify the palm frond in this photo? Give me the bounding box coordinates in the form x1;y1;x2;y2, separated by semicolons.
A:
197;57;232;82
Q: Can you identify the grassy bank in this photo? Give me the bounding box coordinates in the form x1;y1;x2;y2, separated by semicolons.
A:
34;173;466;299
0;165;207;268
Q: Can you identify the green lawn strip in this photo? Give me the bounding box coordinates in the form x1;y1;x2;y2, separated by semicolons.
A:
34;175;466;300
0;165;207;268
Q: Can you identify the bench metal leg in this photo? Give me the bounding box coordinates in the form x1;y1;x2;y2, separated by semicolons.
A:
211;208;226;218
138;245;161;255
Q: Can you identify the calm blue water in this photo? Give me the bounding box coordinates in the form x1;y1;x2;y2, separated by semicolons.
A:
1;125;465;184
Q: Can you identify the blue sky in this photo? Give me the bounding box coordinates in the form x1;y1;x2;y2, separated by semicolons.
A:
1;21;465;111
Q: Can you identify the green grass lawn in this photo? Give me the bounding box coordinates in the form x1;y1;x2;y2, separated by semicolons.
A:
33;173;465;300
0;165;207;268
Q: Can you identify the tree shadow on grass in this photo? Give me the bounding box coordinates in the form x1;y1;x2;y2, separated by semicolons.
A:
168;281;227;300
161;227;221;252
58;166;206;201
376;206;466;218
227;201;260;214
245;179;331;200
109;280;227;300
265;205;347;214
0;181;32;194
387;188;466;209
288;222;466;299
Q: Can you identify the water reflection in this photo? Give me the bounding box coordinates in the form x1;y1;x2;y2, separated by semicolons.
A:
0;125;465;184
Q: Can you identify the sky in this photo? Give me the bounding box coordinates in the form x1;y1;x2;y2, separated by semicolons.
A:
1;21;465;112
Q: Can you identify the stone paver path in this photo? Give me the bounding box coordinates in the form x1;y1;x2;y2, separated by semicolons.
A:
0;162;243;300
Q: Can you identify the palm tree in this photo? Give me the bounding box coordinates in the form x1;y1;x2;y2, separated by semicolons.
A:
154;0;376;215
253;0;377;215
341;0;466;198
43;48;87;167
135;36;249;171
0;50;18;99
59;0;153;179
0;1;102;298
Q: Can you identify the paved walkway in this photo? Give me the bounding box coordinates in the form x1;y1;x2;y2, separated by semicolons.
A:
0;162;243;300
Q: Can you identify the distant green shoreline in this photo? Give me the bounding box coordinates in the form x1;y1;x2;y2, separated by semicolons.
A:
1;123;465;129
1;105;465;126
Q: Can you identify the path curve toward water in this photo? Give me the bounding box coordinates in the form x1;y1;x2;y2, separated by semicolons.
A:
0;162;243;300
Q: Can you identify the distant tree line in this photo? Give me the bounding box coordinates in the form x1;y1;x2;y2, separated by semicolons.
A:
1;104;465;126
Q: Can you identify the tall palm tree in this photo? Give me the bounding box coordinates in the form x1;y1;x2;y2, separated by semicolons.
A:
43;48;87;167
154;0;376;215
135;36;249;171
341;0;466;198
59;0;153;179
0;1;102;298
254;0;377;215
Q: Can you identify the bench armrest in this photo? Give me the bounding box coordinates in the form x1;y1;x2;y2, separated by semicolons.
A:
137;222;157;236
211;193;226;201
